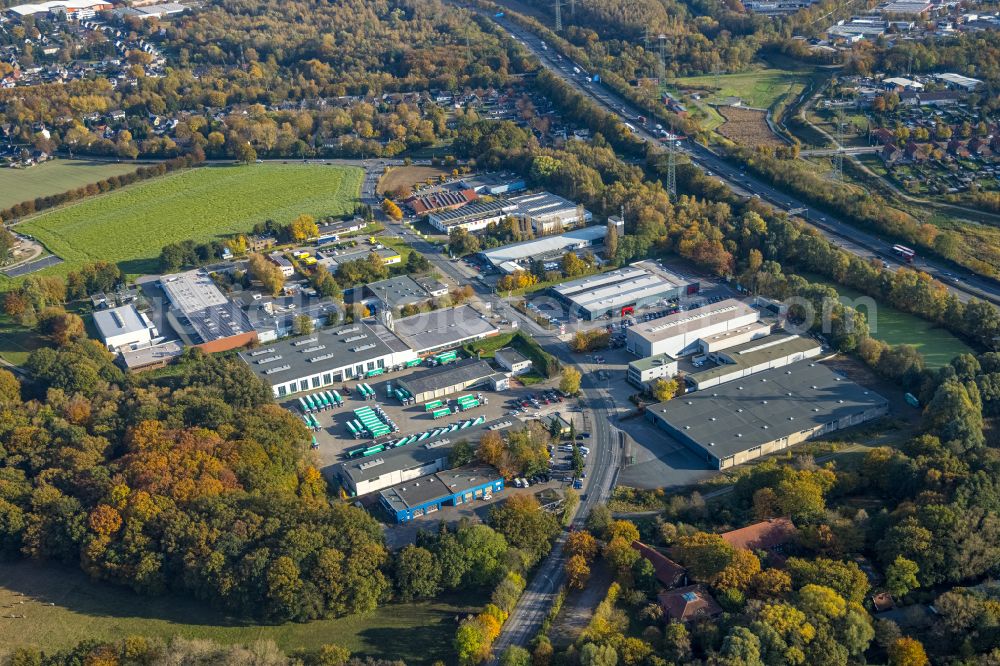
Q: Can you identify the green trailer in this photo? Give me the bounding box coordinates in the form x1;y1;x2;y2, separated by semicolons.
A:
434;350;458;364
405;358;423;368
424;400;444;412
431;406;451;419
332;390;343;405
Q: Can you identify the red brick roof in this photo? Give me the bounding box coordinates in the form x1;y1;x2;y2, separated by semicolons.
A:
632;541;686;588
407;189;477;215
720;518;796;551
657;585;722;622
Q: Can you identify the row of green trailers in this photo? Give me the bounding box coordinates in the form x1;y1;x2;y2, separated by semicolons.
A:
355;383;377;401
346;405;398;440
298;390;344;414
345;415;488;458
388;384;415;405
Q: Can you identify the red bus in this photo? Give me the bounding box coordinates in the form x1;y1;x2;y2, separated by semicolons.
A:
892;244;916;263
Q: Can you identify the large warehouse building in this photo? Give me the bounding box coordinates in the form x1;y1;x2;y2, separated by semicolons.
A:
626;299;758;358
481;225;606;273
551;261;694;321
160;269;257;352
240;321;417;398
391;304;500;354
688;333;822;390
379;466;504;522
646;362;888;469
397;359;499;403
508;192;593;234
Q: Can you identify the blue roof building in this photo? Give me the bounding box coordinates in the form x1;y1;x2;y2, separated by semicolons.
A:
379;465;504;522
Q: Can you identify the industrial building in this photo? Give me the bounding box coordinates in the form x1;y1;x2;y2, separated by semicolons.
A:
646;361;888;469
459;172;527;195
552;261;694;322
508;192;592;234
93;304;157;351
481;225;606;273
428;200;517;233
697;321;772;354
267;252;295;278
379;466;504;522
687;333;822;391
240;321;417;398
316;246;402;272
407;189;478;215
336;417;518;496
627;353;678;389
119;340;184;372
360;276;438;314
397;359;498;403
495;347;532;375
626;299;758;358
391;304;499;355
8;0;112;18
159;269;257;352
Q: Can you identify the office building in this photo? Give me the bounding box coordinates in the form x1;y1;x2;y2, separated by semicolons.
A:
626;299;758;358
553;261;694;322
93;304;157;351
379;466;504;522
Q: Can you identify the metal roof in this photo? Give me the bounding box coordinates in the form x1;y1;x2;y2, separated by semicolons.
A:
649;362;887;461
689;334;821;384
391;305;498;353
397;359;496;396
629;352;677;372
482;225;605;265
379;465;500;512
552;263;687;315
239;321;410;385
630;299;756;343
93;304;147;339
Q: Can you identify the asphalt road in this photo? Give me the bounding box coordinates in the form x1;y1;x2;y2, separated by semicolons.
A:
489;12;1000;307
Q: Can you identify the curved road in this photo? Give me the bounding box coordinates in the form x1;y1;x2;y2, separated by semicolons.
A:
489;11;1000;307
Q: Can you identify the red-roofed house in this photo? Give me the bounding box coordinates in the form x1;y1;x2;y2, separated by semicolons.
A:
871;127;897;147
720;518;797;551
632;541;687;588
657;585;723;623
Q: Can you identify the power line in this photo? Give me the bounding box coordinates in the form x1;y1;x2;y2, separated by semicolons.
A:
554;0;562;32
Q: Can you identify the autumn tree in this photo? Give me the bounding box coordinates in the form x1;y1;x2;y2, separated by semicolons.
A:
566;554;591;590
382;198;403;221
248;253;286;296
560;366;582;396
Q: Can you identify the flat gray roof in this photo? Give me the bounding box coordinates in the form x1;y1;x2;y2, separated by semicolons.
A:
338;417;519;485
629;352;676;372
481;225;606;265
318;247;399;268
552;263;687;315
392;305;498;353
508;191;581;219
366;276;432;310
93;304;147;339
398;359;496;396
239;321;409;385
160;269;253;342
631;299;756;344
649;362;887;460
379;465;501;512
496;347;530;366
690;334;821;384
120;340;184;369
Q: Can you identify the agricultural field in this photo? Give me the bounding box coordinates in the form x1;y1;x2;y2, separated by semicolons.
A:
0;159;141;211
10;163;363;281
377;165;452;196
715;106;783;147
0;560;474;664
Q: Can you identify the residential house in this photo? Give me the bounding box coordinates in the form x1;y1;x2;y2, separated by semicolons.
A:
720;518;798;552
657;585;723;623
632;542;687;588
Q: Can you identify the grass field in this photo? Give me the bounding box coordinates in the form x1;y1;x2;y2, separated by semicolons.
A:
672;68;810;111
0;160;141;211
11;164;363;281
798;272;975;367
0;560;474;663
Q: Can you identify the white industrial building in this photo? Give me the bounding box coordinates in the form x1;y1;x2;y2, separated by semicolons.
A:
428;200;518;233
240;321;417;398
627;353;678;389
481;225;606;272
626;299;759;358
687;333;823;391
93;304;157;351
697;321;772;354
553;261;695;322
495;347;533;375
508;192;592;234
8;0;111;17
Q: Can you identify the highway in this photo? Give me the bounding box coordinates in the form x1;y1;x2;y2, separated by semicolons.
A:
489;12;1000;307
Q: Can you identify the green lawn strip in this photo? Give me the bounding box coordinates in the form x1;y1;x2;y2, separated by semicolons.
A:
0;160;141;210
464;330;559;378
11;164;363;282
0;560;474;664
